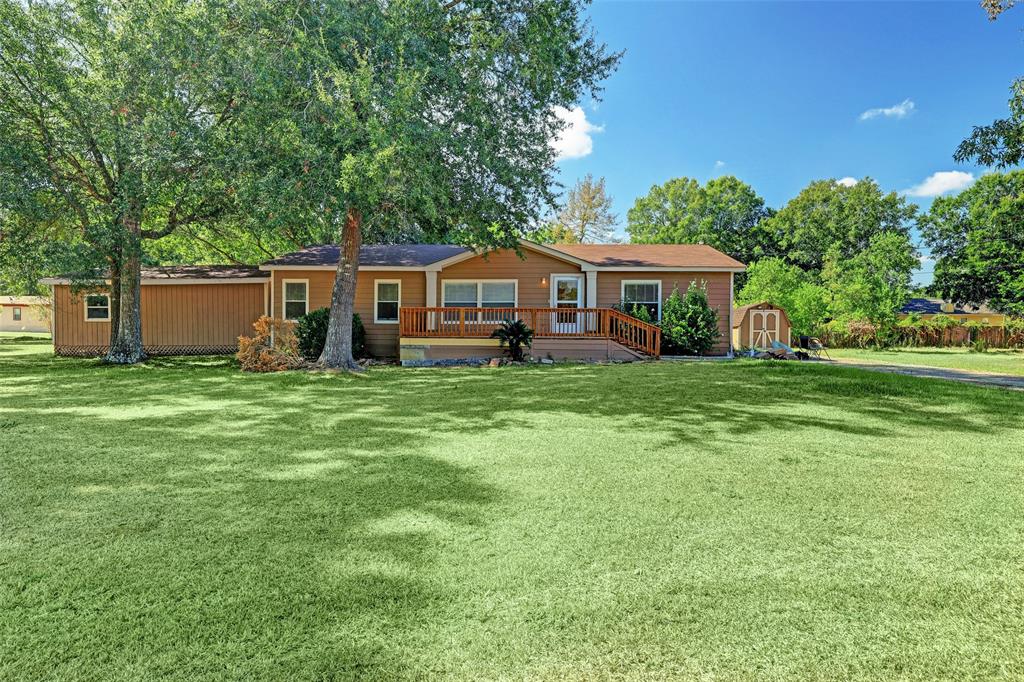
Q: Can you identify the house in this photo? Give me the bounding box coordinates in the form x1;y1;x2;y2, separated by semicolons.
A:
0;296;51;333
42;240;746;362
899;297;1005;326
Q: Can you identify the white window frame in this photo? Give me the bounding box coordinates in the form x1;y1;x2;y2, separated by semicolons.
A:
374;279;402;324
621;280;663;321
83;293;111;322
441;279;519;308
281;278;309;321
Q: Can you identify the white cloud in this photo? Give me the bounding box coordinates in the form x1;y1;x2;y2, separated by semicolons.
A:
903;171;975;197
836;177;858;187
859;98;915;121
714;160;726;170
551;106;603;161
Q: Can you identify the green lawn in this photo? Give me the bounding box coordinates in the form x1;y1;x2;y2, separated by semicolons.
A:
829;346;1024;376
2;340;1023;680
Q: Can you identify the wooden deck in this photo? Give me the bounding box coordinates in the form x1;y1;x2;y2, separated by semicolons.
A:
399;307;661;357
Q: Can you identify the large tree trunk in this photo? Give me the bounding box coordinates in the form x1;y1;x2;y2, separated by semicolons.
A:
104;218;146;364
318;207;362;370
107;256;122;351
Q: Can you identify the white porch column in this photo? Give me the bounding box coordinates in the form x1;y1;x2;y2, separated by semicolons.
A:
728;272;734;357
425;270;438;331
585;270;598;331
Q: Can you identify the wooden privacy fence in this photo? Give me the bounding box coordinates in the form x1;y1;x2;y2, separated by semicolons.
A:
399;306;661;357
823;325;1024;349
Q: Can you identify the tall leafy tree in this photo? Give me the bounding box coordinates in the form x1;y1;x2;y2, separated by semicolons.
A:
761;178;917;275
554;174;618;243
920;170;1024;315
253;0;619;369
956;2;1024;165
822;231;919;326
626;175;773;265
0;0;276;363
736;258;829;336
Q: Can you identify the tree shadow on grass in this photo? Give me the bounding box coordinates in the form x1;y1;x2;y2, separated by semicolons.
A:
3;350;1024;678
1;357;501;678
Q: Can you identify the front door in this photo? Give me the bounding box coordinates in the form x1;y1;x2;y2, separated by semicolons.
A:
551;275;584;334
751;310;779;348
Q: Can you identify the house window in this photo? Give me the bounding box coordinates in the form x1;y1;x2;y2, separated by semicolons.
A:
13;307;21;321
375;280;401;324
622;280;662;320
84;294;110;321
442;281;517;308
283;280;308;321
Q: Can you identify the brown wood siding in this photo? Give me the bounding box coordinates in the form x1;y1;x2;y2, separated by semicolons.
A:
595;271;733;355
270;270;426;358
438;248;581;307
53;283;266;353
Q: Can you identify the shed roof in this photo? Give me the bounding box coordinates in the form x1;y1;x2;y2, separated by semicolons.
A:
732;301;791;329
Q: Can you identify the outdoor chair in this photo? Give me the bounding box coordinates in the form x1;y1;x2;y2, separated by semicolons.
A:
799;335;831;360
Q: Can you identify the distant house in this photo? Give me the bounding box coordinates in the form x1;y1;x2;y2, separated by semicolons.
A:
42;240;746;363
899;297;1005;326
0;296;50;333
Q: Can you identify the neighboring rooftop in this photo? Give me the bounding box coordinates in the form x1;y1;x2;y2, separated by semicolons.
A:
901;297;999;316
1;296;49;306
261;244;471;268
551;243;746;269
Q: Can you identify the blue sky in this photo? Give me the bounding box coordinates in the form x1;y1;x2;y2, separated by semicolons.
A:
553;0;1024;283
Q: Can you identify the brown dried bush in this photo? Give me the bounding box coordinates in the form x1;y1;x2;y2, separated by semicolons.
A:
237;316;304;372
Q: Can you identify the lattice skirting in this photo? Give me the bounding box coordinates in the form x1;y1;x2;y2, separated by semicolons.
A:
56;345;237;357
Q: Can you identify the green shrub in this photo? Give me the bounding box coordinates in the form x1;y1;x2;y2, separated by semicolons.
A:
660;282;720;356
612;300;653;324
295;307;366;360
490;319;534;362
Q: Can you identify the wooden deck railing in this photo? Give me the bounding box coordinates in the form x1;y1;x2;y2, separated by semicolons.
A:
399;307;661;357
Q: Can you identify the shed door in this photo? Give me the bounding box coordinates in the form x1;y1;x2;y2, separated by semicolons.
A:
750;310;779;348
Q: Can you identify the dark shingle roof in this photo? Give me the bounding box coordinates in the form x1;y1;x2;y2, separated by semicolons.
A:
901;297;998;316
262;244;470;268
140;265;267;280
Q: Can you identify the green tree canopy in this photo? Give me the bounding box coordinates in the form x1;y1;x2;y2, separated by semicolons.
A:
761;178;917;275
822;231;919;326
0;0;279;362
736;258;829;336
920;170;1024;316
626;175;772;265
248;0;619;368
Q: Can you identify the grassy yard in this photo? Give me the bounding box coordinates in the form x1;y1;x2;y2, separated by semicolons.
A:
829;346;1024;376
2;340;1023;680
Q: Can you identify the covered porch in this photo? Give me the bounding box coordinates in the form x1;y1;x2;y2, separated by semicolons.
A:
398;306;661;364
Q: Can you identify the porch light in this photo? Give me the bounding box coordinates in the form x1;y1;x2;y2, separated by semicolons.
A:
541;277;547;287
